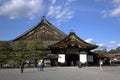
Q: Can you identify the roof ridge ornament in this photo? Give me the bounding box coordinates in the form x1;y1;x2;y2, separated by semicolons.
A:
70;29;74;33
41;16;46;21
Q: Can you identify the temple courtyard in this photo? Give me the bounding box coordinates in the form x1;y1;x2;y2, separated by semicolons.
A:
0;66;120;80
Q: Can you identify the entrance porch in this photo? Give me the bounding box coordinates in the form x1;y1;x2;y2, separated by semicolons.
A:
66;54;79;66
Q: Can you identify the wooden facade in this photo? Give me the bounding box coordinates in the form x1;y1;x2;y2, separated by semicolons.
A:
49;30;98;66
12;16;98;66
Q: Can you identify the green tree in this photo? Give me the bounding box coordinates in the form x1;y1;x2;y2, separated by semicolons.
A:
108;47;120;54
27;39;45;67
11;39;44;67
0;41;12;68
108;49;116;54
12;41;29;67
94;49;108;57
115;47;120;53
8;39;44;68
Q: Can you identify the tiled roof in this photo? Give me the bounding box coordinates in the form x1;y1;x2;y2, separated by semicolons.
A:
12;16;66;41
49;31;98;50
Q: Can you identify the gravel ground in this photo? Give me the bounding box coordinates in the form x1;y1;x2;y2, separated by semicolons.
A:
0;66;120;80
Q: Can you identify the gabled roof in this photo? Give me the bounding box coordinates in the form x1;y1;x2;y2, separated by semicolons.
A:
49;30;98;50
12;16;66;41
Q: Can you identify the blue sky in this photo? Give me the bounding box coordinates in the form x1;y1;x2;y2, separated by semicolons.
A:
0;0;120;51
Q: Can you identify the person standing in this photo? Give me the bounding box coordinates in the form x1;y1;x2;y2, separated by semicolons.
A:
99;59;103;71
71;61;74;66
77;61;82;68
38;60;42;71
20;61;26;73
40;60;44;71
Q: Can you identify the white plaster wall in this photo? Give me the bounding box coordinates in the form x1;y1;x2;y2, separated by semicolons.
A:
58;54;65;63
80;54;87;63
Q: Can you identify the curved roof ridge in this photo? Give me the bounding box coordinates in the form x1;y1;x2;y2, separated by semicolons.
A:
12;16;66;41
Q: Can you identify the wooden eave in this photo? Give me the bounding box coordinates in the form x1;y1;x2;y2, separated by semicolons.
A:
49;31;98;50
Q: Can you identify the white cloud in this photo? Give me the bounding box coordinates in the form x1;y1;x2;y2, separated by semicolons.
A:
85;38;107;50
110;6;120;17
108;40;117;44
95;43;114;51
47;0;74;25
113;0;120;3
95;40;120;51
96;43;107;50
0;0;43;19
117;43;120;46
106;0;120;17
85;38;93;43
101;0;120;17
65;0;76;6
107;40;118;50
101;10;108;17
85;38;120;51
51;0;56;4
0;0;75;22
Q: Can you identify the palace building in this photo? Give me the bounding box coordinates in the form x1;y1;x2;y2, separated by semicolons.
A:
12;16;98;66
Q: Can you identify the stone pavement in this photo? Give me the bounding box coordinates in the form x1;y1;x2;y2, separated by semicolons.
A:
0;66;120;80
